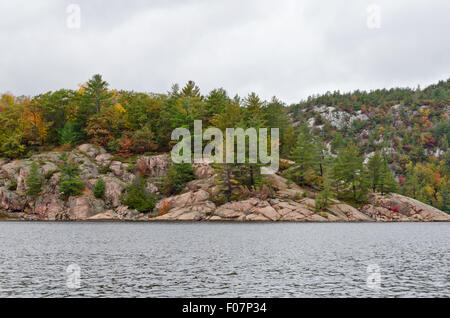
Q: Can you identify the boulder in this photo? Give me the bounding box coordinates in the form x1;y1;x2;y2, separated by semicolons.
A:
213;198;259;220
77;144;106;159
253;205;280;221
34;194;66;220
95;153;113;167
67;196;105;220
88;210;116;221
109;161;135;183
327;204;374;222
193;161;215;179
135;154;170;177
103;176;125;208
154;201;215;221
146;181;159;194
245;213;271;221
16;166;30;193
155;189;210;211
368;193;450;222
0;187;26;211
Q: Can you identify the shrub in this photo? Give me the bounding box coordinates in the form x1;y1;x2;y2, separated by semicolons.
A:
7;181;17;191
0;134;26;159
59;161;85;200
131;126;158;154
26;162;43;197
94;177;106;198
45;169;59;180
161;163;195;195
98;165;111;174
157;200;172;216
315;192;329;212
124;175;155;212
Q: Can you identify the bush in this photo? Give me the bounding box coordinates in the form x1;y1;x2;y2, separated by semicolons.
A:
131;126;158;154
124;175;155;212
7;181;17;191
26;162;43;197
0;134;26;159
94;178;106;198
98;165;111;174
59;161;85;200
161;163;195;195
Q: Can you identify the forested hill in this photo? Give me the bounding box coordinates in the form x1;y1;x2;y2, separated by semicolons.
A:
288;79;449;212
0;75;449;213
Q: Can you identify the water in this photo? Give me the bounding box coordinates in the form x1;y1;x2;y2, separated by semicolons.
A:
0;222;448;298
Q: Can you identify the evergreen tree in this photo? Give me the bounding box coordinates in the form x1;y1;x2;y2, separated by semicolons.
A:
59;160;85;200
124;175;156;212
26;161;42;197
93;177;106;199
315;169;332;212
367;151;383;192
289;131;315;185
379;161;398;195
83;74;114;114
161;163;195;195
332;143;369;202
330;132;345;153
59;121;80;146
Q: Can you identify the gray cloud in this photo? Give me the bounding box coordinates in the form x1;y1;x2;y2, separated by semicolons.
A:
0;0;449;103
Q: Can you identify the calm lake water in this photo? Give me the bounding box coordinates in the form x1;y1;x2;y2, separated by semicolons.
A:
0;222;448;298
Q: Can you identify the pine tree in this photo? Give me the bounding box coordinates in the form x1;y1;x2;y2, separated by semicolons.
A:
289;132;315;185
59;121;79;146
378;158;398;195
59;160;85;200
83;74;114;114
315;169;332;212
367;151;383;192
332;143;369;202
26;161;42;197
93;177;106;198
124;175;156;212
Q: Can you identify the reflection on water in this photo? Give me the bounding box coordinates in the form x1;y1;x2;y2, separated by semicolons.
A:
0;222;448;297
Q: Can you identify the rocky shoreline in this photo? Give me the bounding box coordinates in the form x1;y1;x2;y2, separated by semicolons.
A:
1;144;449;223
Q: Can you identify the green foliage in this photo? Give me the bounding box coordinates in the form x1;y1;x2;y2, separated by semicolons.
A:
7;181;17;191
93;177;106;199
1;75;449;212
161;163;195;195
59;160;85;200
124;175;155;212
98;165;111;174
332;143;369;203
26;162;43;197
0;133;26;159
59;121;81;146
367;151;383;192
131;126;158;154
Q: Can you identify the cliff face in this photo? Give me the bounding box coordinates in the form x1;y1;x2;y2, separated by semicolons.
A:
0;144;449;222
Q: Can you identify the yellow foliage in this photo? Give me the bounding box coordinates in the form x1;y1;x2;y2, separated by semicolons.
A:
114;103;126;113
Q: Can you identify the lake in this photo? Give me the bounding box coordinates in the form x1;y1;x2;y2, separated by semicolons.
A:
0;222;448;297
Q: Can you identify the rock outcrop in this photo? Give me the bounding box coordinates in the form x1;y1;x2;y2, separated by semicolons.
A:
135;154;170;177
0;144;449;222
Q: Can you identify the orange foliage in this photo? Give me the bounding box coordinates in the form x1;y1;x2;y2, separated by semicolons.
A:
157;200;172;216
117;137;133;158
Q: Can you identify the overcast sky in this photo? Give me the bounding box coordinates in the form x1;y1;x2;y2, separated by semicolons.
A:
1;0;449;103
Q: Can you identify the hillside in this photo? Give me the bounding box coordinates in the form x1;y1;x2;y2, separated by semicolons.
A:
0;75;449;215
0;144;449;222
288;79;449;213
